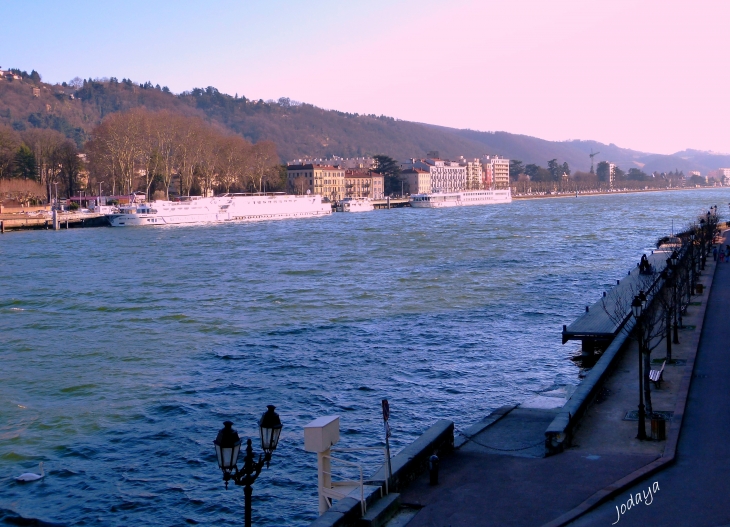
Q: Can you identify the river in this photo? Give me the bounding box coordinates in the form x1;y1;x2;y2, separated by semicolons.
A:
0;188;726;526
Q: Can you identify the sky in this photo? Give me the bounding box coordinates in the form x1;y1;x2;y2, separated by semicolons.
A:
2;0;729;155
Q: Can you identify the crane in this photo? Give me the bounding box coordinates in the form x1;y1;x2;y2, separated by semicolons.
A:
589;149;600;174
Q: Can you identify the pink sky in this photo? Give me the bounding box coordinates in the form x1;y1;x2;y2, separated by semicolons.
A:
3;0;729;155
232;0;729;155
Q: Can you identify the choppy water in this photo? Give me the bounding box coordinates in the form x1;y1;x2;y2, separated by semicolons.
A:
1;188;726;526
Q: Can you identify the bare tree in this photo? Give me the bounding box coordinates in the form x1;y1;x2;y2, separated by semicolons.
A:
602;267;667;416
215;135;250;193
21;128;66;201
247;140;279;192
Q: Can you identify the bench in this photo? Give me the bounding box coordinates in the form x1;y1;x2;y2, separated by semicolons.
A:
649;360;666;388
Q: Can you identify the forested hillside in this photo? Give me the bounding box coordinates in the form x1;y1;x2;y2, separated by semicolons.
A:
0;70;726;174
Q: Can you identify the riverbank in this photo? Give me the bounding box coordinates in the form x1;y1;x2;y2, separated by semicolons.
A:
513;185;719;201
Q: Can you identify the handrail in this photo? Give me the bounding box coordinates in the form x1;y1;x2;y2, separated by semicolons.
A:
330;446;390;495
321;455;365;515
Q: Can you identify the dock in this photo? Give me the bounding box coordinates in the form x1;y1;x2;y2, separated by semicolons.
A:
0;212;109;232
562;248;672;355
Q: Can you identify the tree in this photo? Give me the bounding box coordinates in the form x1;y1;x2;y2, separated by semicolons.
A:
688;174;704;186
509;160;524;181
373;154;402;195
596;161;610;183
56;140;82;197
20;128;66;200
216;135;251;193
524;164;540;179
0;125;20;179
13;145;37;180
602;267;669;418
627;168;648;181
547;159;560;181
561;162;570;177
247;140;279;193
572;171;598;189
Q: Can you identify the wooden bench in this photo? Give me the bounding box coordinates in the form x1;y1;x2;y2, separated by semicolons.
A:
650;360;666;388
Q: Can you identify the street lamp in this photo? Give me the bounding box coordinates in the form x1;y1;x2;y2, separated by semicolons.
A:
213;406;283;527
632;295;647;440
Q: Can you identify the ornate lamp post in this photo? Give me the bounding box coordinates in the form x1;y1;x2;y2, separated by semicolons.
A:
213;406;283;527
632;295;647;440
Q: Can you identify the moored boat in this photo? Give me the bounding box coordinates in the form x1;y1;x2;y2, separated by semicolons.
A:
337;198;375;212
106;193;332;227
409;189;512;208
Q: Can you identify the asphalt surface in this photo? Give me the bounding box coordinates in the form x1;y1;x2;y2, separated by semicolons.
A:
569;248;730;527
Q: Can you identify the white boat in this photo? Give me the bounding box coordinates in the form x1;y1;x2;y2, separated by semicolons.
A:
106;193;332;227
409;189;512;208
337;198;374;212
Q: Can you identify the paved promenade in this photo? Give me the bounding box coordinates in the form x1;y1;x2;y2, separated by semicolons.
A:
569;240;730;526
399;240;724;527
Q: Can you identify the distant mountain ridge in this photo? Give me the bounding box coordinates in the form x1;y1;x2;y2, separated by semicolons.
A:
0;72;727;175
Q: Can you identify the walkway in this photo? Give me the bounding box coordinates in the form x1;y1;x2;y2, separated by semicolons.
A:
568;240;730;526
398;243;721;527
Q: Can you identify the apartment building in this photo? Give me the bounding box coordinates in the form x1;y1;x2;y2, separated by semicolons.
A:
344;170;385;199
400;158;467;192
482;155;510;189
457;156;484;190
287;164;345;201
402;168;431;195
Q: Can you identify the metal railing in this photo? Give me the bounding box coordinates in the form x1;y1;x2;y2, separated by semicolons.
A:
321;446;390;515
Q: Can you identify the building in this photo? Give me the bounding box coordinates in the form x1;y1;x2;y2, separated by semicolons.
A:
402;168;431;195
32;87;40;97
287;164;345;201
457;156;484;190
288;157;375;170
609;163;616;187
481;156;510;189
400;158;467;192
344;170;385;199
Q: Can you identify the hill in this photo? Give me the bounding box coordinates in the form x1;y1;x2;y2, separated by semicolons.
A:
1;70;727;174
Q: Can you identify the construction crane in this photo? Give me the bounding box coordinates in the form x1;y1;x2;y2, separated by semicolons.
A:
589;149;600;174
